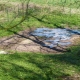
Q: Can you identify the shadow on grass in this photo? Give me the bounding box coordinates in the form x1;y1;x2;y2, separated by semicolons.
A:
0;50;80;80
0;60;46;80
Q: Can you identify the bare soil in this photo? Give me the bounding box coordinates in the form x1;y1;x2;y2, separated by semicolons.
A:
0;29;80;54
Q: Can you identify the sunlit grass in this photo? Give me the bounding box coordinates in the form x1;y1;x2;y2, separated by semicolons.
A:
2;0;80;8
0;46;80;80
0;0;80;37
0;1;80;80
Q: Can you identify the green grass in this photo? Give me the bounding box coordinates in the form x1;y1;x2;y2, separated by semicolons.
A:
0;45;80;80
2;0;80;8
0;5;80;37
0;1;80;80
31;0;80;8
0;0;80;37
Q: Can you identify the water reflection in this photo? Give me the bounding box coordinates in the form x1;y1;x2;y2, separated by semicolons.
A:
31;28;80;48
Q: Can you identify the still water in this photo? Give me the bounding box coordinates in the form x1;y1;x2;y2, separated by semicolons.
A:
31;28;80;48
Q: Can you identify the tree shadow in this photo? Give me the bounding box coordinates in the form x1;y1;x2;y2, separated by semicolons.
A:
0;2;80;80
0;60;46;80
0;27;68;53
0;53;71;80
0;1;80;53
47;51;80;66
1;20;80;53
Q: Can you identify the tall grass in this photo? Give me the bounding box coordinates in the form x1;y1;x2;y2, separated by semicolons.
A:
0;0;80;37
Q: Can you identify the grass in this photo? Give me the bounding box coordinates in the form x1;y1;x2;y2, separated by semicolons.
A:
0;0;80;80
0;45;80;80
0;3;80;37
0;1;79;37
1;0;80;8
31;0;80;8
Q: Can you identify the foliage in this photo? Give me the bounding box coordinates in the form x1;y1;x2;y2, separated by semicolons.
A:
0;1;80;37
0;47;80;80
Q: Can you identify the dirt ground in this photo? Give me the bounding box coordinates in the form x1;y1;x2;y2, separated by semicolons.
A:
0;29;80;54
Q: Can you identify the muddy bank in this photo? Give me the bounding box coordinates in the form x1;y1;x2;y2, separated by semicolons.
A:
0;28;80;54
